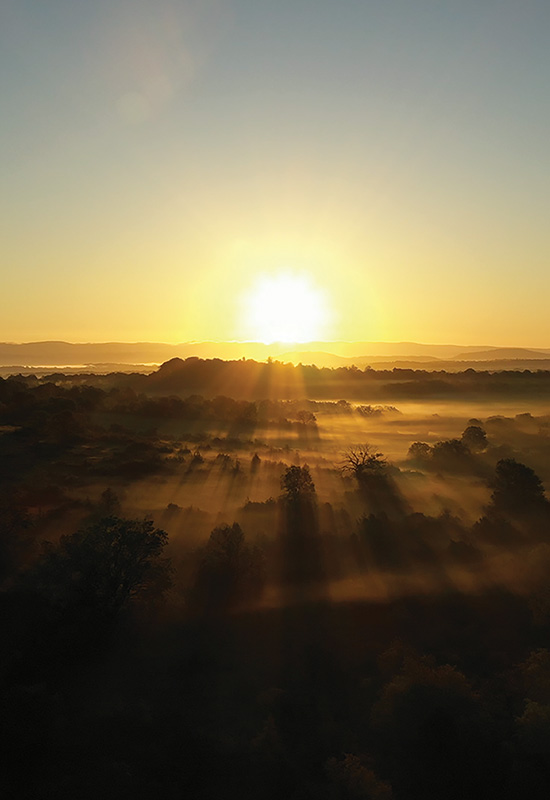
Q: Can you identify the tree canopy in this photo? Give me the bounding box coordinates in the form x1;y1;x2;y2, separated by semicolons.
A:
29;516;172;620
490;458;548;517
280;465;316;504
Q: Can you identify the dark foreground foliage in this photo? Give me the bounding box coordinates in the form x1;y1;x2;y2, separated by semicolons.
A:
2;374;550;799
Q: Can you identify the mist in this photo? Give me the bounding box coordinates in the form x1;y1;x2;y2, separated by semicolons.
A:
3;360;550;799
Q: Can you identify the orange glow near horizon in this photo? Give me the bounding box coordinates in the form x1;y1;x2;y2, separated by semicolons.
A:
2;4;550;347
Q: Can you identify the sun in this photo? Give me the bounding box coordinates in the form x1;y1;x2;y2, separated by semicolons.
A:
243;272;331;343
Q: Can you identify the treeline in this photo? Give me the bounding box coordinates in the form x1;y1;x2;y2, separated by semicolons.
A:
0;375;397;432
138;357;550;400
10;355;550;400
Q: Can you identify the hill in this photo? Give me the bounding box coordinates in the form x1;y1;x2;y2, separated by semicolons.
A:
0;339;537;368
454;347;550;361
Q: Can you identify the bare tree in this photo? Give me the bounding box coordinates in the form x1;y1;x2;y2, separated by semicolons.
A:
341;444;387;479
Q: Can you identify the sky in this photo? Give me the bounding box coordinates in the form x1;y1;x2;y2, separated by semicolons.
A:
2;0;549;345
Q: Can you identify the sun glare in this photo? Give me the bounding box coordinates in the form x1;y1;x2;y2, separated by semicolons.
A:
243;272;331;343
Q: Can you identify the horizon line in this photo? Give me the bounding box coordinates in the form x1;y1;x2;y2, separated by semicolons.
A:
2;338;550;350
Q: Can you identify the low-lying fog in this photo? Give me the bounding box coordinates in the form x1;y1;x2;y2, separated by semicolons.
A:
3;374;550;610
76;397;549;607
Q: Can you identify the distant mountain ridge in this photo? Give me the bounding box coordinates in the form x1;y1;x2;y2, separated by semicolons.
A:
453;347;550;361
0;340;549;368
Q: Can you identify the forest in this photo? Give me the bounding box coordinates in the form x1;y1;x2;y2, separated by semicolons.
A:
2;359;550;799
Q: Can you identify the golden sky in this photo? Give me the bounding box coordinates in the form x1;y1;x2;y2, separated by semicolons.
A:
2;1;550;345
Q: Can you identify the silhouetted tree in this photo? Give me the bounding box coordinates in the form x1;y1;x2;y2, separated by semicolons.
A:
489;458;548;517
344;446;409;518
407;442;432;465
28;516;172;621
342;445;387;479
279;465;326;593
190;523;265;613
280;465;316;504
296;410;316;425
461;425;488;452
188;449;205;469
431;439;476;473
